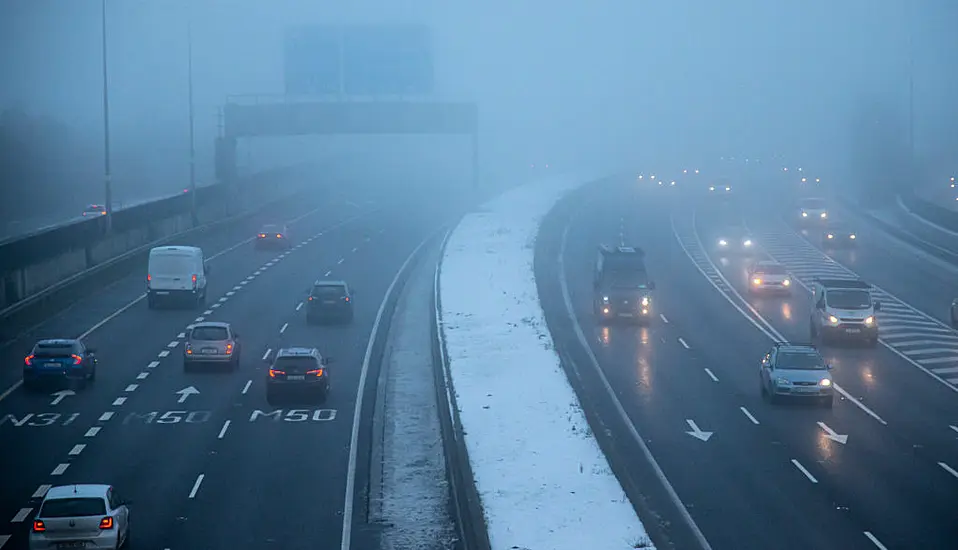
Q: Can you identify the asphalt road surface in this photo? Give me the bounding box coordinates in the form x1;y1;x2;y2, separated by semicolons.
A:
537;180;958;550
0;180;460;550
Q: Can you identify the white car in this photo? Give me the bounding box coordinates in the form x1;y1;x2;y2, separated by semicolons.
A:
747;261;792;295
29;484;131;549
798;197;828;225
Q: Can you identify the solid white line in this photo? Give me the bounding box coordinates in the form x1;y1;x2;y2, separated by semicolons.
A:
280;322;288;334
0;381;22;402
177;332;186;339
739;406;759;424
137;372;149;380
51;463;69;476
559;220;714;550
77;294;146;340
296;302;303;311
791;459;818;483
31;484;51;499
68;444;86;456
864;531;888;550
659;313;669;323
242;380;252;394
112;397;126;406
833;384;887;425
158;350;169;357
261;349;271;361
704;368;719;382
939;461;958;479
337;258;344;264
950;425;958;435
678;337;690;349
98;412;114;422
84;427;100;437
325;270;332;277
147;361;159;368
341;236;430;550
188;474;205;499
11;508;31;523
124;384;138;392
217;420;231;439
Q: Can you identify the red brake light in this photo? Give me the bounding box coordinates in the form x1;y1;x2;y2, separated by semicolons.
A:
344;296;350;302
225;343;233;354
71;354;82;365
33;519;45;532
99;516;114;529
25;354;34;366
269;369;285;378
307;368;324;376
276;233;282;238
258;233;266;238
191;274;197;283
147;274;151;282
308;296;313;301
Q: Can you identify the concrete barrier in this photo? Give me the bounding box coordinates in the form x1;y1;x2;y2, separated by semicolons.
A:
0;165;309;316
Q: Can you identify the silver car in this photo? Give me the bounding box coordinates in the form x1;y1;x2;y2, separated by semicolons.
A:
759;343;834;407
183;321;241;371
29;484;131;549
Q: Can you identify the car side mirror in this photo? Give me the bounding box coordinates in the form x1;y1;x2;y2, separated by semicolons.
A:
873;301;881;311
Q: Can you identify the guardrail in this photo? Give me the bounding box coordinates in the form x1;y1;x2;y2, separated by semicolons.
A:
900;189;958;233
431;227;492;550
0;165;309;320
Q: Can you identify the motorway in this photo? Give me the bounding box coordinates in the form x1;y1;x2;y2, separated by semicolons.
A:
537;180;958;550
0;178;460;549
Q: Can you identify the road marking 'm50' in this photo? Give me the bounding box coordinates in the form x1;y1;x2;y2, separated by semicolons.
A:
249;409;337;422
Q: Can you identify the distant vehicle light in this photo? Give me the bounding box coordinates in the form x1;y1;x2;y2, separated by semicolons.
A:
849;234;856;239
783;279;791;286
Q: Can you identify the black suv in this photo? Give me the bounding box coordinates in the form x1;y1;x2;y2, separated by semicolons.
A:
306;280;354;324
266;347;331;404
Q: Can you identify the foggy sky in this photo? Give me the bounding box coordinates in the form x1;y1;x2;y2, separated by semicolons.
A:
1;0;955;201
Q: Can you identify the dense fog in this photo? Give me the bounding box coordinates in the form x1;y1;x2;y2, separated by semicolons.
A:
1;0;956;224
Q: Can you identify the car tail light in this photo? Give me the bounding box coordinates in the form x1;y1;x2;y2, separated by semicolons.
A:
225;343;233;354
147;274;152;287
307;368;324;376
72;354;82;365
101;210;107;215
33;519;45;532
308;296;313;301
269;369;285;378
191;274;197;289
258;233;266;238
276;233;282;238
99;516;114;529
24;354;34;366
344;296;350;302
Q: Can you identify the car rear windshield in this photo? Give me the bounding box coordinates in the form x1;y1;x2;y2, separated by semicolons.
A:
802;199;825;209
755;264;786;274
191;327;229;341
275;356;320;370
778;352;826;370
313;286;346;297
151;255;195;276
40;497;106;517
827;289;871;309
261;225;280;233
34;344;74;357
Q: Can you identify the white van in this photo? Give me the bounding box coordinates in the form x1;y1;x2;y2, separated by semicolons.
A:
147;246;209;308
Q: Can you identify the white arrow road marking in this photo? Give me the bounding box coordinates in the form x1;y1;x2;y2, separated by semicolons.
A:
49;389;75;406
176;386;200;403
685;419;713;441
817;421;848;444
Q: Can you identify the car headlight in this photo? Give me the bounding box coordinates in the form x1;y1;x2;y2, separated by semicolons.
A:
819;378;832;387
821;212;827;218
863;316;874;325
828;315;839;325
752;277;762;285
718;239;728;246
775;377;790;386
827;234;834;239
849;234;856;239
602;296;610;303
641;296;650;307
725;186;731;192
801;211;808;217
709;186;715;191
743;239;753;246
782;279;791;286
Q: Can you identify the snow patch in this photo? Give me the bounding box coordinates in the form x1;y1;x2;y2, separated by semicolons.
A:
439;173;654;550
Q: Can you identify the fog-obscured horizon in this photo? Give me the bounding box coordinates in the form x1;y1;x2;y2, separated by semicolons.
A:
1;1;956;212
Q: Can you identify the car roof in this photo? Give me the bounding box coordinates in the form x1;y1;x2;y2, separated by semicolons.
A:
151;245;201;254
313;279;347;287
189;321;230;329
45;484;110;500
774;344;820;354
276;347;321;358
36;338;78;346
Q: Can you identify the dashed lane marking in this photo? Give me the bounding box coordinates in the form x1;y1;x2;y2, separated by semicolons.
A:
11;508;31;523
325;270;332;277
217;420;231;439
1;534;11;548
158;351;170;358
112;397;126;406
167;341;179;348
262;349;272;361
242;380;252;394
280;323;288;334
211;303;221;309
218;297;228;303
68;444;85;456
125;384;138;392
864;532;888;550
740;407;760;425
137;372;149;380
51;463;69;476
791;459;818;483
203;309;213;315
31;485;51;499
678;337;690;349
704;368;719;382
296;302;303;311
177;332;185;339
939;461;958;480
188;474;205;499
84;427;100;437
147;361;159;369
337;258;344;265
226;291;235;297
659;313;669;323
98;412;114;422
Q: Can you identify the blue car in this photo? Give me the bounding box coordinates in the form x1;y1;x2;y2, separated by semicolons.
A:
23;339;97;390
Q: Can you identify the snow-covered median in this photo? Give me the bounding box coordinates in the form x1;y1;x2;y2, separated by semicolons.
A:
438;174;654;549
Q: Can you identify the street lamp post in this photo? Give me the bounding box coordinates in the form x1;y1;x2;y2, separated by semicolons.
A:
101;0;113;232
187;19;197;226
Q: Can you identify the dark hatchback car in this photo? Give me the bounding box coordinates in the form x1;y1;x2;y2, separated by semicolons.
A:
265;347;332;404
306;280;354;324
822;223;857;248
23;339;97;390
255;224;291;249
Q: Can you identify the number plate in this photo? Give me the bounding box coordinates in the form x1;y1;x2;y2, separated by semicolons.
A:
57;542;86;550
845;328;861;334
287;375;305;381
323;300;337;304
619;313;634;317
44;362;61;368
794;386;819;393
201;349;217;354
154;291;170;295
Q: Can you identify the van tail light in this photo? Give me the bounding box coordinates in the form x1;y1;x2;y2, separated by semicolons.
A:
344;296;350;302
99;516;114;529
307;368;324;376
308;296;313;301
33;519;45;532
147;274;152;288
269;369;285;378
191;274;198;289
25;354;34;366
71;354;83;365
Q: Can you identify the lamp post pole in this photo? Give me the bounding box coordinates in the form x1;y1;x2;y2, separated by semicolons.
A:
188;18;197;225
101;0;113;232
